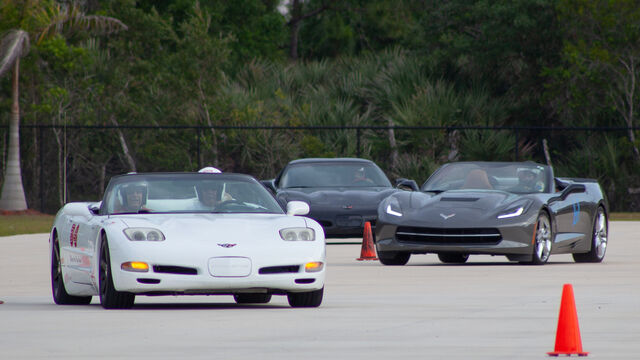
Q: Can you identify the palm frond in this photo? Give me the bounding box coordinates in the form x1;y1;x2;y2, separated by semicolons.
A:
0;29;30;76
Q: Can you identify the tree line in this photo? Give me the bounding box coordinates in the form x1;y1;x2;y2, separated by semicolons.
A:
1;0;640;212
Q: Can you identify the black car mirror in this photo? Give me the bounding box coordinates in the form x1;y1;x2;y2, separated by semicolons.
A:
260;179;276;193
396;179;419;191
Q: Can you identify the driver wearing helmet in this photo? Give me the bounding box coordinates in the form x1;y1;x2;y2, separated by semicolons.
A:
194;181;224;210
512;169;542;193
114;182;150;213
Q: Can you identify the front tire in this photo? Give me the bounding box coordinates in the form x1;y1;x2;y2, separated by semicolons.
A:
51;233;92;305
287;287;323;308
527;212;552;265
377;251;410;266
99;234;135;309
573;207;607;263
438;253;469;264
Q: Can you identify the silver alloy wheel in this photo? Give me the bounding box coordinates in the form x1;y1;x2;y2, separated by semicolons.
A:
594;209;607;259
535;214;552;262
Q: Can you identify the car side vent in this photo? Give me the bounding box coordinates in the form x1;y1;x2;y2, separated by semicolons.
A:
259;265;300;274
153;265;198;275
440;197;479;202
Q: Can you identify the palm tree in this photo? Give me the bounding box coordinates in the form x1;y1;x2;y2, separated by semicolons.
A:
0;1;127;210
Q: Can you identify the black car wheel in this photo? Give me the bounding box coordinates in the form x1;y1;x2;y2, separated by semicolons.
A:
573;207;608;263
287;287;323;308
51;233;92;305
437;253;469;264
528;212;552;265
234;293;272;304
378;251;410;266
99;234;135;309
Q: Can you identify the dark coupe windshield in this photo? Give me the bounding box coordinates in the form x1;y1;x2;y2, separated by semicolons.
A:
102;174;284;215
280;162;392;188
422;162;551;194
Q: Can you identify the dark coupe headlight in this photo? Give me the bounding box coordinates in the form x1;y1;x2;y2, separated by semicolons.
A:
385;197;403;217
497;200;532;219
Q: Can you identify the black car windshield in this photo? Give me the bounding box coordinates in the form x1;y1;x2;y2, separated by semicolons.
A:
103;174;284;215
280;162;392;188
422;163;550;194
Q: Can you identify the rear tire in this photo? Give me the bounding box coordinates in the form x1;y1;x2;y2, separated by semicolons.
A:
437;253;469;264
99;234;135;309
573;207;607;263
377;251;410;266
287;287;323;308
51;233;92;305
234;293;272;304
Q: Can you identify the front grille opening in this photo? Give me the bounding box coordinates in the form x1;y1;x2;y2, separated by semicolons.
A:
153;265;198;275
259;265;300;274
137;278;161;284
396;226;502;245
295;278;315;284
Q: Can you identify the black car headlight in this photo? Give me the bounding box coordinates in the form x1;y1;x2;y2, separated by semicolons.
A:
497;200;532;219
385;197;403;217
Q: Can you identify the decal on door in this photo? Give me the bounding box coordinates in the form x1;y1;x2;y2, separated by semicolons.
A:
69;224;80;247
572;202;580;226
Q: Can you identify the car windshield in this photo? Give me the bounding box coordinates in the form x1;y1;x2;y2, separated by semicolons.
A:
280;162;392;188
103;174;284;215
422;163;550;194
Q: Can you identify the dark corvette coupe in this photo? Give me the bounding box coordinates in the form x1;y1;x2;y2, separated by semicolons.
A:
262;158;400;237
374;161;608;265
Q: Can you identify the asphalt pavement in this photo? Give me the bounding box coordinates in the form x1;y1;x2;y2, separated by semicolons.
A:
1;222;639;359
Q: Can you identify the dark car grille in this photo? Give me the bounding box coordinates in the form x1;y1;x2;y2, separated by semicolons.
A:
396;226;502;245
153;265;198;275
259;265;300;274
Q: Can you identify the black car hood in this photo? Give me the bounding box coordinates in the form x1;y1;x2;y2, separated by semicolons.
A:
278;187;397;207
397;190;533;227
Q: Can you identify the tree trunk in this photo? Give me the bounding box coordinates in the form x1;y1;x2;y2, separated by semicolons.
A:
387;117;398;170
288;0;302;61
0;60;27;211
110;115;136;172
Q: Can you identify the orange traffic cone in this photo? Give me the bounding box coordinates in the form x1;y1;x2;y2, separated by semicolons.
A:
357;221;378;261
547;284;589;357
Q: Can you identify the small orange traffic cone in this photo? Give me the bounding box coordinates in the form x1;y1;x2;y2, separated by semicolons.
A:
357;221;378;261
547;284;589;357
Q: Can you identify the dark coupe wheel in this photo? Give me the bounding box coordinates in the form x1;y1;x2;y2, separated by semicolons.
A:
377;251;411;266
573;207;608;263
527;212;552;265
51;233;92;305
99;234;135;309
234;293;272;304
287;287;324;308
437;253;469;264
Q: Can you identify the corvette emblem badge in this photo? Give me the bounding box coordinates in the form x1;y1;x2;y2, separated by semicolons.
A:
440;213;455;220
217;243;237;248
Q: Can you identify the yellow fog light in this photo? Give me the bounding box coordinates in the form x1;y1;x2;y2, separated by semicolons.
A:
121;261;149;272
304;262;324;273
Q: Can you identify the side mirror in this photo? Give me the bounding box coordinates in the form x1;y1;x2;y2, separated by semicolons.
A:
89;202;101;215
286;201;310;216
396;178;419;191
64;203;93;218
261;179;276;193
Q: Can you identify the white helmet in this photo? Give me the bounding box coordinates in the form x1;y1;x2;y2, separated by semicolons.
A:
198;166;222;174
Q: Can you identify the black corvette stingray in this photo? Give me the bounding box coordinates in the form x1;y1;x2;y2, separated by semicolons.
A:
374;161;608;265
262;158;400;237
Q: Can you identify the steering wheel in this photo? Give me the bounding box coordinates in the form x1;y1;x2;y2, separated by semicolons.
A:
215;200;246;211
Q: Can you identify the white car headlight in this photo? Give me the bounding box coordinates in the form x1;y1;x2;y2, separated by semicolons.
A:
123;228;166;241
280;227;315;241
497;206;524;219
385;197;403;217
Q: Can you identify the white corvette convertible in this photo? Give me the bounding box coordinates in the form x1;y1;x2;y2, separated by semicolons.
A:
49;172;326;309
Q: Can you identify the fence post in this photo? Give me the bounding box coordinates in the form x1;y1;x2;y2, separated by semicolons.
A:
196;127;201;169
514;128;519;161
39;126;44;212
356;127;361;158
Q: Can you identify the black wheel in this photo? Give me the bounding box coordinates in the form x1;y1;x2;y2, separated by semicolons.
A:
234;293;272;304
526;212;552;265
437;253;469;264
573;207;608;263
99;234;135;309
51;233;92;305
287;287;324;308
377;251;410;266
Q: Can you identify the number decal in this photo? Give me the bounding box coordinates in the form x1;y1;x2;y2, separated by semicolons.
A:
69;224;80;247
